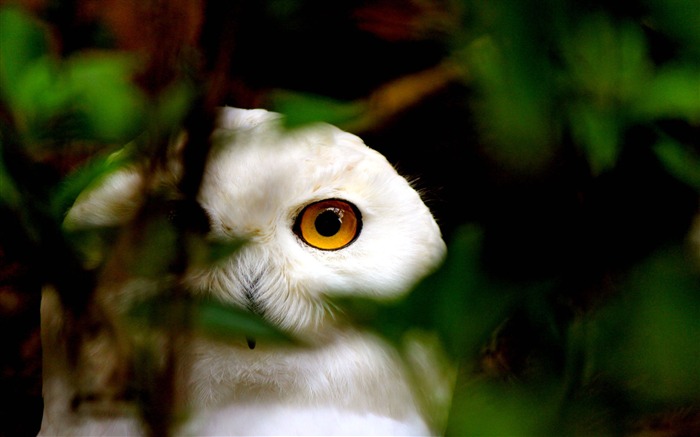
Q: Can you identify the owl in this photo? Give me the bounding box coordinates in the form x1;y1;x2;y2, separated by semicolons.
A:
39;107;447;436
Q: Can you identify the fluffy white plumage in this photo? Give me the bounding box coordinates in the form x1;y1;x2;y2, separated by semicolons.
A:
40;107;447;436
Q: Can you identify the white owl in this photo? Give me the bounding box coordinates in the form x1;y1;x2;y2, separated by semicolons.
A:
39;107;447;436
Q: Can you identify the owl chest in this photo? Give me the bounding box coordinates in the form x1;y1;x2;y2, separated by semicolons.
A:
187;332;416;417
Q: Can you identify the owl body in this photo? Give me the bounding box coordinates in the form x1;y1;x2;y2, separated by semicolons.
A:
40;107;446;436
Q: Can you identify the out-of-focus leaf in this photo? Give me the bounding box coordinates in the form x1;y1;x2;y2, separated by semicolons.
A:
588;245;700;403
128;295;297;345
127;215;178;277
11;57;72;126
270;91;366;129
646;0;700;53
569;103;622;175
461;31;557;173
562;15;651;105
51;146;135;220
1;15;146;144
65;54;146;141
448;357;619;436
63;226;121;270
186;234;246;267
634;66;700;120
559;14;659;175
425;225;512;358
558;14;660;175
653;139;700;191
193;297;297;345
152;81;195;129
0;148;21;209
446;378;561;436
0;6;49;102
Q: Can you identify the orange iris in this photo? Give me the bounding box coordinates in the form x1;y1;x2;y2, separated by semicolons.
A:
294;199;361;250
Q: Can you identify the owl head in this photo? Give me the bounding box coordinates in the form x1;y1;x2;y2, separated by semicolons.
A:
66;107;446;334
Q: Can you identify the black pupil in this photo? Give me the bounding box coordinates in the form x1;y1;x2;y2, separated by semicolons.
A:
315;209;342;237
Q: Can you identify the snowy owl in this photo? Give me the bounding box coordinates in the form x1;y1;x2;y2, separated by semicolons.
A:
39;107;447;436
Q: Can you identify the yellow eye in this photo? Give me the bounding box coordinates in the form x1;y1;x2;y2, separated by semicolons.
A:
294;199;362;250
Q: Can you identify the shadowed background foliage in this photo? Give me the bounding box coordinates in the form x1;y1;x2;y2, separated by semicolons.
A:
1;0;699;436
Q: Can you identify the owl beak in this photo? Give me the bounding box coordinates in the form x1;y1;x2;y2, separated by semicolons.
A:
243;280;262;350
246;336;256;349
237;257;272;350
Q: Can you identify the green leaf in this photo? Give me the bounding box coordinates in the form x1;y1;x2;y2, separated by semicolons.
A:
11;57;72;124
426;225;498;357
128;295;297;345
0;144;21;209
569;103;622;175
646;0;700;52
588;245;700;404
0;16;146;143
270;91;366;129
562;15;651;104
463;35;557;173
62;226;121;270
186;234;247;267
635;66;700;120
51;146;135;220
0;171;21;210
0;6;49;103
152;81;195;129
193;298;297;345
65;54;146;141
127;215;179;277
447;378;561;436
653;138;700;191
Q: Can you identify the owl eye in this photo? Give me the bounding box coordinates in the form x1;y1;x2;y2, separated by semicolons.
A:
294;199;362;250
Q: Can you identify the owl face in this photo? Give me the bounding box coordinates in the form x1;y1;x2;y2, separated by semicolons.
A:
188;108;447;332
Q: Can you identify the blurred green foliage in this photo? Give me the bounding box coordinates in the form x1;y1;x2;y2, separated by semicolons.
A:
0;8;146;145
293;0;700;434
1;1;699;436
451;0;700;177
270;90;368;129
129;294;296;346
0;7;287;433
